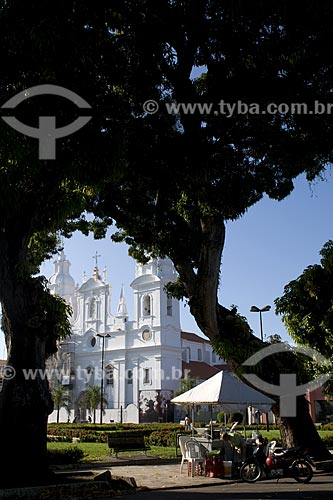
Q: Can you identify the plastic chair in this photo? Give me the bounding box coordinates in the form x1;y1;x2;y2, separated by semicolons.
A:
192;426;211;439
179;435;191;474
185;439;207;477
268;440;277;455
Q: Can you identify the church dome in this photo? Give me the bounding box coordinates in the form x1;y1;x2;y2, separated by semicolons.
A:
48;250;75;297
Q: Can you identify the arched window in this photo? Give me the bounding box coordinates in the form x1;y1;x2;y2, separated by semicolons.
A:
70;369;76;388
167;297;173;316
127;369;133;385
86;366;94;385
142;295;151;316
61;352;71;372
89;297;96;319
105;365;114;386
143;367;152;385
186;347;191;361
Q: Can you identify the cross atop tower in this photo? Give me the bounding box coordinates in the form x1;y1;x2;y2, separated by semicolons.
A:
92;251;101;267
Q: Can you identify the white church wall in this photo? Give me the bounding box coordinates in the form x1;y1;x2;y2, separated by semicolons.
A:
48;408;73;424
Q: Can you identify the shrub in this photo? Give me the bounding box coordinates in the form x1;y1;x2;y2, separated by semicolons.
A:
47;446;86;465
321;423;333;431
47;422;185;443
216;412;225;423
147;430;179;447
321;434;333;447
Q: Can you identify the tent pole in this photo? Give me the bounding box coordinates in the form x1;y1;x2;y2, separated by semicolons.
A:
210;404;213;440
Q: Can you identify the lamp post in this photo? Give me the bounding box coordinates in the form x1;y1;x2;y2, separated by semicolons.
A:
250;305;271;431
97;333;111;424
250;305;271;341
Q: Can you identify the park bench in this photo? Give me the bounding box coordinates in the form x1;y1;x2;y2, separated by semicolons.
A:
107;433;151;457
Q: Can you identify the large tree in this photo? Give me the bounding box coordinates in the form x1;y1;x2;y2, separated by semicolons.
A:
0;0;333;487
87;0;333;460
0;0;128;486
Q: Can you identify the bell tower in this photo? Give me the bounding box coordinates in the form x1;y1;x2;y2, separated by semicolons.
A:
48;250;77;318
130;257;180;331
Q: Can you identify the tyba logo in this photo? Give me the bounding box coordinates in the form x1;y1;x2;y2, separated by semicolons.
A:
242;343;331;417
1;84;92;159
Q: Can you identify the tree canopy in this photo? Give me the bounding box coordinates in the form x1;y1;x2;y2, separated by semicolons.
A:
86;0;333;458
1;0;333;486
275;240;333;394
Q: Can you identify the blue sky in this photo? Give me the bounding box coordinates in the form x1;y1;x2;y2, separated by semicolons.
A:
1;170;332;358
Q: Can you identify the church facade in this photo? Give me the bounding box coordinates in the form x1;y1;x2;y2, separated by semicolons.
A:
47;251;225;424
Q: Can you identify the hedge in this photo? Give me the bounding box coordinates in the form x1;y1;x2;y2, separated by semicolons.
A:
47;423;185;446
47;446;86;465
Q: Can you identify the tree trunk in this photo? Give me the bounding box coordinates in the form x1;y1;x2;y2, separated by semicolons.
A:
0;274;56;487
174;217;331;461
275;396;329;457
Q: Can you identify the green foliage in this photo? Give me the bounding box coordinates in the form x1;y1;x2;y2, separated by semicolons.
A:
47;423;186;445
47;428;108;444
147;430;179;447
321;434;333;447
81;385;108;423
174;378;198;396
267;334;283;344
47;446;86;465
275;240;333;394
51;385;71;423
91;1;333;281
216;412;225;423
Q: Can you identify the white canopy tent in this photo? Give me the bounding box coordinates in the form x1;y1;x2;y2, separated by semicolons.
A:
171;370;275;438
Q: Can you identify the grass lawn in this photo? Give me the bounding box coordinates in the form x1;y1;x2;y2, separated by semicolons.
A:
47;442;177;462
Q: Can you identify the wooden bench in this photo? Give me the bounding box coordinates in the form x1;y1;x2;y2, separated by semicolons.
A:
107;433;151;457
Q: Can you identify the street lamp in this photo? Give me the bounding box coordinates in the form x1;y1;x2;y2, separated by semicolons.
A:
96;333;111;424
250;305;271;431
250;305;271;341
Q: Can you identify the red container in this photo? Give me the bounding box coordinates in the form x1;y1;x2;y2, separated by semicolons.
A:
205;454;224;478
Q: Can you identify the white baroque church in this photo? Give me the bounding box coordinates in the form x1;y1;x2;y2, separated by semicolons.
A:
47;250;226;424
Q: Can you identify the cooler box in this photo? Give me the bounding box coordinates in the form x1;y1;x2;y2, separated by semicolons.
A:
223;460;232;478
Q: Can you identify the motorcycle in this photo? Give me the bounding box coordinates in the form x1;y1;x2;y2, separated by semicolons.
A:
240;437;314;483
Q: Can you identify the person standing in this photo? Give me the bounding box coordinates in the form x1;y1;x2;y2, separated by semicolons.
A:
184;414;192;431
221;432;246;463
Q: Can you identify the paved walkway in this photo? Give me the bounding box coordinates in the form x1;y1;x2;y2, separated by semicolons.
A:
107;462;233;490
59;452;333;491
56;455;236;490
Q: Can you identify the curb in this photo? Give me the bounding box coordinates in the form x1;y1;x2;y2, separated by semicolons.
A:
150;478;240;491
52;456;180;471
